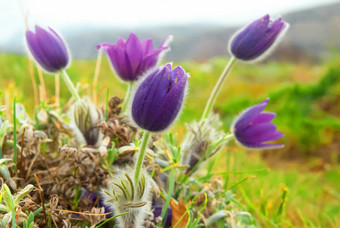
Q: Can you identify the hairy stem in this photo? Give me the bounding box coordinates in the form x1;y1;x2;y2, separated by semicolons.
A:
92;49;103;105
61;70;81;102
121;82;134;114
201;57;237;121
133;131;150;197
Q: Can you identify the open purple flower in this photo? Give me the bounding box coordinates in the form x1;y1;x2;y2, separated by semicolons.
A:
229;15;288;61
97;33;171;81
232;98;284;149
131;63;188;132
25;26;69;73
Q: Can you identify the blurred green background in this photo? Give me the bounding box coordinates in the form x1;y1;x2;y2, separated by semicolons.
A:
0;53;339;227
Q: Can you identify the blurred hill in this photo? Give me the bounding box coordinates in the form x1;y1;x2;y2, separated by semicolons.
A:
1;2;339;62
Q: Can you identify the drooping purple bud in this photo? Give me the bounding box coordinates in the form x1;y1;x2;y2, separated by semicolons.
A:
97;33;171;81
25;26;70;73
232;98;284;149
229;15;289;61
131;63;188;132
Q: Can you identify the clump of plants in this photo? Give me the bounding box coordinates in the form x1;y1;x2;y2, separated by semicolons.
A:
0;14;288;227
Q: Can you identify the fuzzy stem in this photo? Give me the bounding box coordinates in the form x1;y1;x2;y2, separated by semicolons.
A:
200;57;237;121
28;59;39;106
55;73;60;109
92;49;103;105
60;70;81;102
37;67;47;101
13;97;17;173
133;131;150;197
121;82;134;114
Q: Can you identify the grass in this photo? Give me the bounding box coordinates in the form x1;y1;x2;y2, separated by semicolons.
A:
214;148;340;227
0;53;339;226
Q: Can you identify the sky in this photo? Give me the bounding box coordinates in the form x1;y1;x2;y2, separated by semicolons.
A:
0;0;339;43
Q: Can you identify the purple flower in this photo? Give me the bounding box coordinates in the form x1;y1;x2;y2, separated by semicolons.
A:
229;15;288;61
25;26;69;73
97;33;171;81
152;202;172;227
232;98;284;149
131;63;188;132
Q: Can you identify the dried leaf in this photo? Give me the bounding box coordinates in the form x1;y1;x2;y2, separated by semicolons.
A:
170;199;189;228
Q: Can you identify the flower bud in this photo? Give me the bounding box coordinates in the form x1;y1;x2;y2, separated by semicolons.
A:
181;113;224;174
25;26;70;73
97;32;171;81
229;15;289;62
69;98;104;146
232;98;284;149
131;63;188;132
101;167;151;228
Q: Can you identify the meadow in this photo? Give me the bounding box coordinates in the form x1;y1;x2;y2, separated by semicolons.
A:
0;52;340;227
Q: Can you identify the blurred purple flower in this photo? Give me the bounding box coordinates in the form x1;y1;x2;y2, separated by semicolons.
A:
131;63;188;132
97;33;171;81
152;201;172;227
82;190;113;218
25;26;69;73
232;98;284;149
229;15;288;61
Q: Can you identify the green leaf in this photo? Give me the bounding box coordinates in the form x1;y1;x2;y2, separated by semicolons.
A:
14;184;34;206
2;184;14;209
0;165;11;181
1;212;12;228
27;212;35;225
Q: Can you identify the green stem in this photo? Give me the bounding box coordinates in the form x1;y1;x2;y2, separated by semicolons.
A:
133;131;150;196
61;70;81;102
121;82;133;113
161;166;175;221
12;97;17;173
92;49;103;104
105;88;109;122
200;57;237;121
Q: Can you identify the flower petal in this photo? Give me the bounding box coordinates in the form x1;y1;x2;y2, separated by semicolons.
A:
149;68;187;131
234;98;269;131
252;112;276;124
237;122;277;143
125;32;143;75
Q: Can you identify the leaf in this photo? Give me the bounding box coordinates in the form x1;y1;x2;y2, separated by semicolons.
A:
14;184;34;206
170;199;189;228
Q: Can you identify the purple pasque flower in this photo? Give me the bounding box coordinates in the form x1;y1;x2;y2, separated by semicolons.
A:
152;199;172;228
97;33;171;81
25;25;69;73
131;63;188;132
229;14;288;61
232;98;284;149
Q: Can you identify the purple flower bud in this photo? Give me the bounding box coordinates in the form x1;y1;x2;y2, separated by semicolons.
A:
25;26;70;73
232;98;284;149
131;63;188;132
97;33;171;81
229;15;289;61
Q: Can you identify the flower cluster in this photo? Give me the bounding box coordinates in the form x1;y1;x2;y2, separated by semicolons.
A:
22;13;289;227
